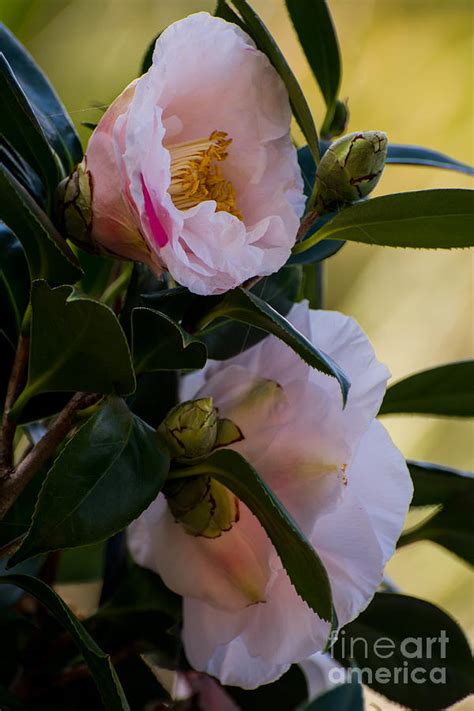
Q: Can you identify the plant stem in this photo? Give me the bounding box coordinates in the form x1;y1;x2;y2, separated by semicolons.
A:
101;262;133;307
0;391;97;520
0;333;29;476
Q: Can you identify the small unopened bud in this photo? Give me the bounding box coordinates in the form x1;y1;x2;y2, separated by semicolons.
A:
315;131;388;211
56;160;95;251
159;398;218;462
165;475;239;538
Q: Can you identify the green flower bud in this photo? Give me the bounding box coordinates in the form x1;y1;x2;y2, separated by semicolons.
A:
315;131;388;211
159;398;218;462
56;160;95;251
165;475;239;538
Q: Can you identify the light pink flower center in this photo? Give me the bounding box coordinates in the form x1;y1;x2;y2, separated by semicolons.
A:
167;131;243;219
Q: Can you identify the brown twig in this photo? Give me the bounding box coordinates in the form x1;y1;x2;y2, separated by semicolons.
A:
296;209;320;242
0;333;29;475
0;391;98;520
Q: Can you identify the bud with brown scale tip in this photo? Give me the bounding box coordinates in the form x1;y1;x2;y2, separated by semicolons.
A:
314;131;388;212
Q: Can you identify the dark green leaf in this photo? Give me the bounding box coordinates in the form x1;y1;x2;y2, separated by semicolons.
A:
379;361;474;417
0;23;83;171
225;0;320;163
408;460;473;507
11;397;169;564
11;281;135;418
174;449;333;621
0;135;45;204
140;33;160;74
215;0;247;30
0;557;44;608
76;250;117;299
298;682;363;711
0;53;60;197
285;0;341;134
400;461;474;564
0;465;46;549
197;287;350;405
0;224;29;347
333;593;474;710
400;499;473;565
228;665;308;711
0;574;130;710
293;189;474;254
387;144;474;176
288;236;345;265
98;563;181;621
127;371;178;430
140;285;197;323
0;165;82;285
132;307;207;374
199;267;302;360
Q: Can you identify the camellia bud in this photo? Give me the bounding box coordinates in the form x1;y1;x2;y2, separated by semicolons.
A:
165;475;239;539
159;398;218;462
56;160;95;251
314;130;388;211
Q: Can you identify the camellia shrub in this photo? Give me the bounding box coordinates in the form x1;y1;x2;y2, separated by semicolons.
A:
0;1;472;710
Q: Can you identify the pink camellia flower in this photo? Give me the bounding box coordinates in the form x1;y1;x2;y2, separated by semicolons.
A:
83;12;305;295
128;303;412;688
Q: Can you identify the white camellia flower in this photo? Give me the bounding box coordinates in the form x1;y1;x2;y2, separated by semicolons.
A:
128;302;412;688
80;12;305;295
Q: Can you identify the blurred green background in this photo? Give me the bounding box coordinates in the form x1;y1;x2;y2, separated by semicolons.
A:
1;0;472;697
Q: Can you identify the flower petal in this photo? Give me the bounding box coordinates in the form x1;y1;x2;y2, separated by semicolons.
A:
128;497;273;612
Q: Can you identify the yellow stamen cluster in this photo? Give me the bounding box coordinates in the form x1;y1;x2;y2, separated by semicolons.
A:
167;131;242;219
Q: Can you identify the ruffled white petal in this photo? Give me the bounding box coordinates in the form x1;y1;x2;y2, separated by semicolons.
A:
122;12;304;294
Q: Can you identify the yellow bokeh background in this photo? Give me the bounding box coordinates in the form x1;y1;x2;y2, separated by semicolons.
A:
1;0;472;705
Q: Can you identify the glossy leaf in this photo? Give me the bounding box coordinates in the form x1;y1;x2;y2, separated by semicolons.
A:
0;574;129;710
285;0;341;133
288;236;345;265
293;189;474;254
379;361;474;417
132;307;207;374
298;682;363;711
400;461;474;564
199;267;301;360
0;466;46;549
407;460;474;508
128;371;178;430
225;0;320;162
333;593;474;710
387;144;474;176
0;135;45;204
173;449;333;621
11;397;169;564
0;224;29;347
0;165;82;285
197;287;350;404
0;53;60;197
11;281;135;418
0;23;83;171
